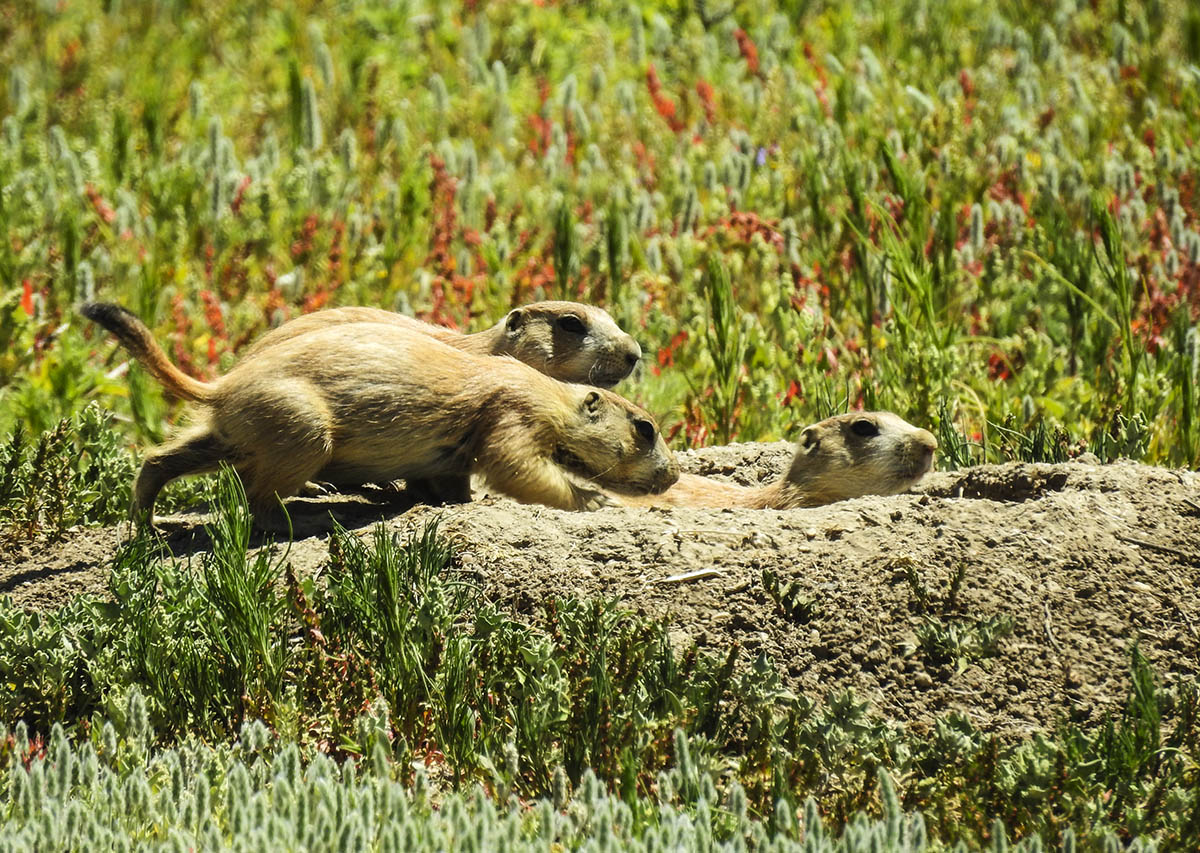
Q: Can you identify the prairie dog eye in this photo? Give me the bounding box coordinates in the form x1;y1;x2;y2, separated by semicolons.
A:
850;418;880;438
557;315;587;334
633;418;656;443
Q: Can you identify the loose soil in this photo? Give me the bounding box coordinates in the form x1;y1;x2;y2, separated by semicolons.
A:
3;449;1199;739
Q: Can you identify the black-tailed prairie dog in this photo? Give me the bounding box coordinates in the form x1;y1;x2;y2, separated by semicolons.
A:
617;411;937;509
242;302;642;388
81;303;678;523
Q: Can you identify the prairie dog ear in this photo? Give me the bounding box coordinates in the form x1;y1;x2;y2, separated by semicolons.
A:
800;426;820;454
583;390;602;415
505;308;525;333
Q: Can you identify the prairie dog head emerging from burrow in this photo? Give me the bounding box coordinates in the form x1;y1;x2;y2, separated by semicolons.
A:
618;411;937;510
241;301;642;388
80;303;676;524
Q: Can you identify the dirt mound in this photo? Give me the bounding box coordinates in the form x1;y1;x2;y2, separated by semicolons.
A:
3;451;1198;737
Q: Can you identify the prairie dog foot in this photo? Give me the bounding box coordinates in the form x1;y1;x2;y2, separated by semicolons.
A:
298;481;338;497
574;488;618;511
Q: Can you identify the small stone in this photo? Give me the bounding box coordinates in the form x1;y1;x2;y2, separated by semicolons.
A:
1064;666;1084;688
913;672;934;689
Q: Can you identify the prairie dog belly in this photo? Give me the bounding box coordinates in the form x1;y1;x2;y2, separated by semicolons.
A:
318;436;474;486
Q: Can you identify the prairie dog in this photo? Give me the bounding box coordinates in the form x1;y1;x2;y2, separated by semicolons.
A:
618;412;937;509
242;302;643;388
81;303;678;522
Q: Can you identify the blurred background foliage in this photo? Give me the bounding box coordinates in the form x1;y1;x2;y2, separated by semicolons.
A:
0;0;1198;473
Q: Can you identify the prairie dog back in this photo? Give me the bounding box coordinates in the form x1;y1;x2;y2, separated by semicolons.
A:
242;301;642;387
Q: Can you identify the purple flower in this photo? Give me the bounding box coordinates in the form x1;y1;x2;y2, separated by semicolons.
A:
756;147;767;166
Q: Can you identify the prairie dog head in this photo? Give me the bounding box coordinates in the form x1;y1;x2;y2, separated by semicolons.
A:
555;389;679;495
499;302;641;387
783;411;937;503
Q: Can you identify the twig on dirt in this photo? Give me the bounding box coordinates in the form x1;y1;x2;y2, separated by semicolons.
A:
680;529;750;539
1116;534;1200;564
653;568;724;585
1043;600;1075;686
1159;568;1200;643
1043;601;1062;655
1181;497;1200;515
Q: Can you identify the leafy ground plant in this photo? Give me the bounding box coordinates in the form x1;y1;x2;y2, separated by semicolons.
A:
1;469;1198;848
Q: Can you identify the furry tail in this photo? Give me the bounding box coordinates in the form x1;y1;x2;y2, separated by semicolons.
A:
81;302;213;402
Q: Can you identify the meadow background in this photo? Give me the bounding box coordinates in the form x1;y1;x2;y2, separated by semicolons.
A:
2;0;1200;849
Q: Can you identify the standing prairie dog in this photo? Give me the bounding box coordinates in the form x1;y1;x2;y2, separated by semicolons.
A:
81;303;678;523
242;302;643;388
617;412;937;509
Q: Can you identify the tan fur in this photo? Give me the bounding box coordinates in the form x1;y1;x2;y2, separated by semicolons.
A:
618;412;937;509
82;303;678;523
242;301;642;387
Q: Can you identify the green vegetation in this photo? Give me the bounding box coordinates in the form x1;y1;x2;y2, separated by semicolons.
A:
1;469;1199;849
2;0;1200;848
2;0;1199;462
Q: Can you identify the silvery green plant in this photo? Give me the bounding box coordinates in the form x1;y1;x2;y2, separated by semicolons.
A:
302;78;323;151
0;726;1139;852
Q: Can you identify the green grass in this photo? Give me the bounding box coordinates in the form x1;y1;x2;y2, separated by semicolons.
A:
1;468;1199;849
2;0;1200;848
0;0;1197;462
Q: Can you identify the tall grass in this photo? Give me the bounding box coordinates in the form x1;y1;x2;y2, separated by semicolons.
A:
0;0;1194;463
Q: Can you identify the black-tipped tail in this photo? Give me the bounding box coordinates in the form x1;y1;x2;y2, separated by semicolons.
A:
81;302;212;402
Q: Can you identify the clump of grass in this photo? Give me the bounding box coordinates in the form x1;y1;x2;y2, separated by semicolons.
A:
914;614;1015;674
0;404;135;544
762;568;820;623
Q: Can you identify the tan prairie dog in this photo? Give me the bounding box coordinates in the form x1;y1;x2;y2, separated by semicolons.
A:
81;303;678;523
242;302;642;388
616;412;937;509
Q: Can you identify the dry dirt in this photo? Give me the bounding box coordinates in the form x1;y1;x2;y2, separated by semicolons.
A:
3;447;1199;739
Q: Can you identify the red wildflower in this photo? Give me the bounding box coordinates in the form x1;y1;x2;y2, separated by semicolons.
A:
425;154;459;280
199;290;227;338
645;65;685;133
230;175;253;215
654;330;689;374
328;219;345;276
484;197;497;232
958;69;974;98
20;279;34;316
303;290;331;313
803;42;827;87
526;78;553;155
170;293;199;379
695;79;716;124
987;352;1010;381
84;183;116;224
781;379;802;406
290;214;319;261
734;29;759;75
